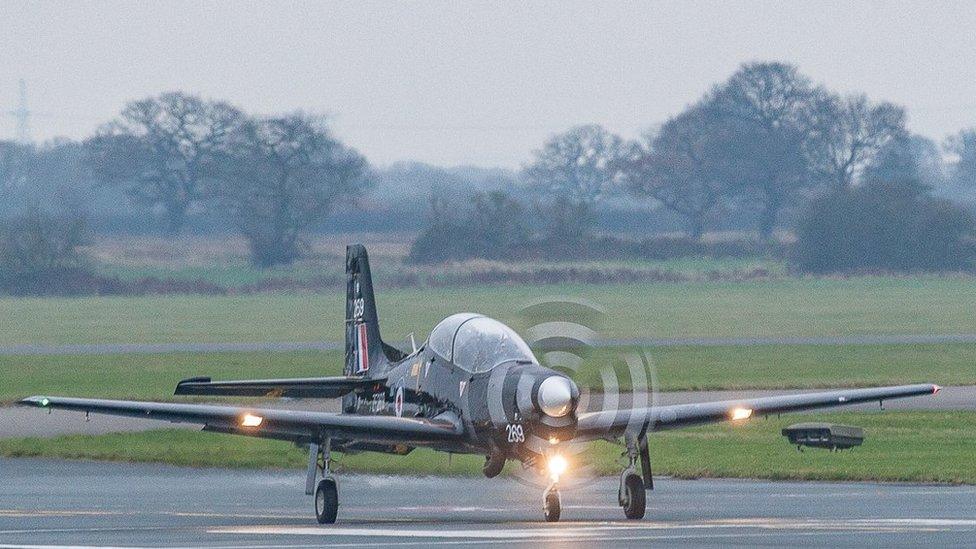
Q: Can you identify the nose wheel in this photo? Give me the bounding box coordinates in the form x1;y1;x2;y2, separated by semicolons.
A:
543;485;561;522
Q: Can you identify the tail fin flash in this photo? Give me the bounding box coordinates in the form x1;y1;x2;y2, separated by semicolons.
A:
345;245;404;377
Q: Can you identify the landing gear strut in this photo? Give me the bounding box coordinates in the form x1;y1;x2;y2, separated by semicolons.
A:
543;482;561;522
307;437;338;524
618;434;651;520
483;446;505;478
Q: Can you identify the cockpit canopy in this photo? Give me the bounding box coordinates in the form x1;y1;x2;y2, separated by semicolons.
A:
428;313;537;373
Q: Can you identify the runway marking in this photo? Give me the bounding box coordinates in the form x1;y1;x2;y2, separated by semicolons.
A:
211;517;976;539
0;510;128;518
0;531;930;549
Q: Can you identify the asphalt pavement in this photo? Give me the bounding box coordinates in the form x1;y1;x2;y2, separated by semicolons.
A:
0;458;973;548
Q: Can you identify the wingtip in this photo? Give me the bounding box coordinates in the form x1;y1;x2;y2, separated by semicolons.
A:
19;396;49;407
174;377;211;395
932;384;942;395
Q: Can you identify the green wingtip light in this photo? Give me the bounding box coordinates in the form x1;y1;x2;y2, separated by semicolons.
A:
39;398;50;407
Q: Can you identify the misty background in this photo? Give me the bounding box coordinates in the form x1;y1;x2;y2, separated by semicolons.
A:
5;1;976;166
2;1;976;295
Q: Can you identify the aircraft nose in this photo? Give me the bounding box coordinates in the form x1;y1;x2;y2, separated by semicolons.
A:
537;376;577;418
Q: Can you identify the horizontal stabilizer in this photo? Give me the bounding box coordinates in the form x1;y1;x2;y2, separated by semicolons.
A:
174;376;384;398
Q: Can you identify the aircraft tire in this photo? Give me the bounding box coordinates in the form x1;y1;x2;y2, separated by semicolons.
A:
482;452;505;478
622;473;646;520
544;489;561;522
315;478;339;524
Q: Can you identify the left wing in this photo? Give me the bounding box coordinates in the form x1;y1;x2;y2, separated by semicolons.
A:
18;396;464;447
574;383;940;441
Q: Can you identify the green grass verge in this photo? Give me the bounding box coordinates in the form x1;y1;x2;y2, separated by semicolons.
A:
3;343;972;403
0;351;333;403
2;277;976;346
2;412;971;484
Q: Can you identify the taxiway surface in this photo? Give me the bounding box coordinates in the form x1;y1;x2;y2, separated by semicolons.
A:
0;458;973;548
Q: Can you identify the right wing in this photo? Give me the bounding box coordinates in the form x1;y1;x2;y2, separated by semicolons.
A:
574;383;940;441
174;376;383;398
19;396;464;447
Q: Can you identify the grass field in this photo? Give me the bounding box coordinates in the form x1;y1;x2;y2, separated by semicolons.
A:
3;342;972;403
87;234;785;287
2;277;976;346
4;270;974;485
95;256;784;288
2;411;971;484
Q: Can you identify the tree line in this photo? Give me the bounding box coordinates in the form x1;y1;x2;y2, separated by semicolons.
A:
414;62;976;270
3;61;976;281
520;62;972;241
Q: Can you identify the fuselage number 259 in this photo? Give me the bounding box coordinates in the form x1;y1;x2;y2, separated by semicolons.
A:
505;423;525;443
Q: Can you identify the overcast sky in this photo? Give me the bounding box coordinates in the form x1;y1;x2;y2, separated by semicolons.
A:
3;1;976;168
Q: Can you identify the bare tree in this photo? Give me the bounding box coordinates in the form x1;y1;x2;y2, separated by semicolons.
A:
0;208;93;294
947;129;976;192
522;125;626;240
213;113;370;267
1;141;96;219
522;124;627;205
710;62;821;239
85;92;244;234
807;93;906;189
863;133;944;189
622;103;735;240
0;141;33;198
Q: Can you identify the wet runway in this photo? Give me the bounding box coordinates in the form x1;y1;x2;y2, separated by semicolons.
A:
1;458;974;548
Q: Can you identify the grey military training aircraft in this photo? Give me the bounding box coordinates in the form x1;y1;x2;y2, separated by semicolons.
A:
21;244;941;523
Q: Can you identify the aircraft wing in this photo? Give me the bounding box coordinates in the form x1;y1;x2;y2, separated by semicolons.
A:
18;396;464;447
173;376;383;398
574;383;940;441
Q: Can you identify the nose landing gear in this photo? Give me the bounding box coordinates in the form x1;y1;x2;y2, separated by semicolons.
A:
483;446;506;478
543;483;561;522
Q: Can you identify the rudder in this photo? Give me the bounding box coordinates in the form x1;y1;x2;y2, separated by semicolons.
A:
345;244;403;377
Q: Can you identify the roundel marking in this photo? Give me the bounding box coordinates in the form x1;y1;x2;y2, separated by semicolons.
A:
394;386;404;417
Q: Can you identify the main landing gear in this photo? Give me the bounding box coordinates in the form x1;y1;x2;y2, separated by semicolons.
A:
307;438;338;524
618;434;652;520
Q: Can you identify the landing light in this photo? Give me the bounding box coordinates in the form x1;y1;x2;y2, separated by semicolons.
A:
548;454;568;482
549;437;559;445
39;398;50;407
731;407;753;421
241;414;263;427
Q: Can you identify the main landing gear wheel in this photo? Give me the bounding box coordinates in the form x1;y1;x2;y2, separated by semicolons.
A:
315;478;339;524
544;489;561;522
621;473;645;520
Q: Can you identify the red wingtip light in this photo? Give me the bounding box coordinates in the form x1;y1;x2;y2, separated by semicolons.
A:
933;385;942;395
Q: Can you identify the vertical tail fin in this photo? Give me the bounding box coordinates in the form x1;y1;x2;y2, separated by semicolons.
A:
345;244;404;377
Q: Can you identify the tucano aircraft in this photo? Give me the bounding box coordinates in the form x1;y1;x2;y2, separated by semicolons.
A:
20;245;941;523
